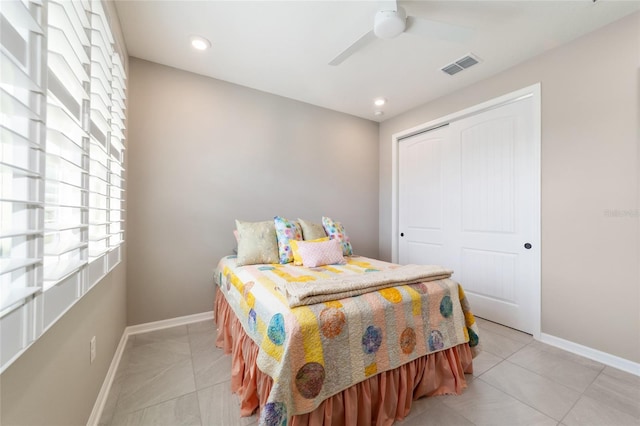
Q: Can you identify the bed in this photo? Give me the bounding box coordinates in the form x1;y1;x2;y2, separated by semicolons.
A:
214;253;481;426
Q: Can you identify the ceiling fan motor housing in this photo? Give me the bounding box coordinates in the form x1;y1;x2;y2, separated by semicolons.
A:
374;7;407;39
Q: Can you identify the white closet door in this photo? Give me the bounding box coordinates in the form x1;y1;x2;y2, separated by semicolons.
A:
398;126;452;268
451;97;537;333
398;97;538;333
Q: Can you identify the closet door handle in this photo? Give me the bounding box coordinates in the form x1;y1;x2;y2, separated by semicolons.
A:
524;243;532;249
400;233;405;237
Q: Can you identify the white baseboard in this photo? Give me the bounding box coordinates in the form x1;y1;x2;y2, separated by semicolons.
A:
87;310;214;426
540;333;640;377
86;330;129;426
126;311;214;336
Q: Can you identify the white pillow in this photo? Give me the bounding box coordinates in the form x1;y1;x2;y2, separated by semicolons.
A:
235;220;279;266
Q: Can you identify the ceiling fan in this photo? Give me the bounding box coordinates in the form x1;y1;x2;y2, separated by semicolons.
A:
328;1;474;66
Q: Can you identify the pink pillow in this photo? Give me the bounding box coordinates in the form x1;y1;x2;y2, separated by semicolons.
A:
296;239;346;268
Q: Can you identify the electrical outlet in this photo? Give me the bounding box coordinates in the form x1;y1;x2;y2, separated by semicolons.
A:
90;336;97;364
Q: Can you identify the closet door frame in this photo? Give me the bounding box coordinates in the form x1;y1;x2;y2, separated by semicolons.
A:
390;83;541;340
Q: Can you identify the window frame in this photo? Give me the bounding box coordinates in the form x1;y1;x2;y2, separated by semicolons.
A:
0;0;126;374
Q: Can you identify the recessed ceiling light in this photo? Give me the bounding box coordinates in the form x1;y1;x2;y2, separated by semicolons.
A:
190;35;211;51
374;98;386;107
374;111;384;116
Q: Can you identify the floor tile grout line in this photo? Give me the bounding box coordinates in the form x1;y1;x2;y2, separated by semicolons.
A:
474;376;560;423
435;390;480;426
188;332;205;425
488;357;591;422
112;385;200;420
476;327;530;358
110;347;198;419
579;367;640;420
116;390;202;424
474;354;506;379
557;391;586;425
123;349;194;376
104;336;135;426
498;357;585;396
479;348;506;360
504;342;604;394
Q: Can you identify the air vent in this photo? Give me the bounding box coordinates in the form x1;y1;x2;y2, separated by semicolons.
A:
442;63;464;76
441;53;481;76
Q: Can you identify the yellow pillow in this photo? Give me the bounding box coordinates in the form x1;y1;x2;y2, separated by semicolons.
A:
291;237;329;266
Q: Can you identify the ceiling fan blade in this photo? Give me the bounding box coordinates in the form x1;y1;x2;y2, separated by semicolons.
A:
328;30;377;66
405;16;473;43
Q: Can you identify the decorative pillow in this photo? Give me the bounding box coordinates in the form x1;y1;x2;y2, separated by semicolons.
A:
296;238;346;268
297;219;327;240
290;237;329;266
274;216;303;264
235;220;279;266
322;216;353;256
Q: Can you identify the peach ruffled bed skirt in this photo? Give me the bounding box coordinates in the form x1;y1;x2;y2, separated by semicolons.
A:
214;288;473;426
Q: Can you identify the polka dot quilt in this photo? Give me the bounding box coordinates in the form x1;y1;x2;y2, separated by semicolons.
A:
215;255;481;425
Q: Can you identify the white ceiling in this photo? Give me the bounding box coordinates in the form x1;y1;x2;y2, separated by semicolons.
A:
114;1;640;122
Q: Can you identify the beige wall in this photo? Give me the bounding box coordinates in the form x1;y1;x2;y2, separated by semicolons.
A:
0;263;128;425
379;13;640;363
126;58;379;325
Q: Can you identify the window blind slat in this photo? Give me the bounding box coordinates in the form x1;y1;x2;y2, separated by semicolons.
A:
1;87;41;120
0;258;41;276
1;50;42;92
44;232;86;256
89;193;106;209
90;3;113;44
48;28;89;82
46;103;84;141
90;111;109;136
1;124;39;150
90;75;110;106
42;258;85;288
90;46;111;83
113;126;125;142
0;1;43;35
0;137;41;175
112;94;125;111
109;139;124;155
47;3;89;64
89;175;108;194
47;51;88;107
70;0;90;29
44;157;86;188
44;205;86;231
46;129;85;168
48;1;90;55
0;286;40;313
90;92;108;117
44;224;87;233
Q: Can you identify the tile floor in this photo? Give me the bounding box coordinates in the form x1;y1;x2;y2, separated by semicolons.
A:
99;317;640;426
